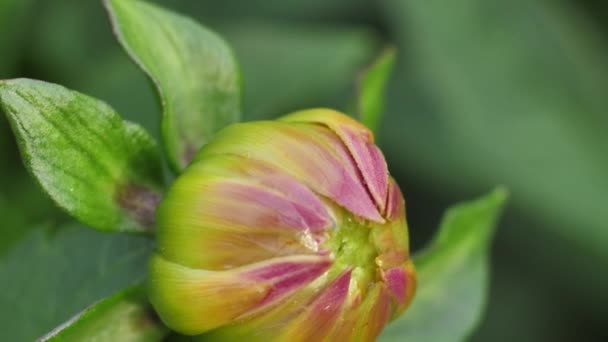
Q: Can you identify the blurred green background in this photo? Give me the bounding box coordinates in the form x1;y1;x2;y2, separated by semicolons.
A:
1;0;607;341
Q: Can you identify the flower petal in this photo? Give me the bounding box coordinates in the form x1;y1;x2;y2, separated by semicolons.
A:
203;154;334;232
386;176;405;220
149;254;331;335
281;108;389;215
382;261;416;316
373;178;411;268
352;285;393;341
196;121;383;222
157;156;333;270
277;270;353;341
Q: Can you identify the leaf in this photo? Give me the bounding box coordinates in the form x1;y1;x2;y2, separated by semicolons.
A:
380;187;508;342
23;1;375;140
0;223;154;341
105;0;242;172
0;79;164;233
382;0;608;263
355;47;396;135
40;284;169;342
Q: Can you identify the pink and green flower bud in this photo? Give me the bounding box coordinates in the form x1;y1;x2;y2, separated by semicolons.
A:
149;109;416;341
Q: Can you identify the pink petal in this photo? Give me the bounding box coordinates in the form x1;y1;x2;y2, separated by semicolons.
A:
149;254;331;335
339;129;389;213
280;109;389;215
212;181;327;233
198;122;384;222
277;270;353;341
244;257;333;308
362;287;392;340
157;155;335;270
210;155;334;232
383;267;408;305
385;261;417;316
386;177;405;220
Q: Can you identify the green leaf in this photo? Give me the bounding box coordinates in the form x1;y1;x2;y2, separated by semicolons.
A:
380;187;508;342
41;284;169;342
355;47;396;135
105;0;242;171
0;79;164;233
0;223;154;341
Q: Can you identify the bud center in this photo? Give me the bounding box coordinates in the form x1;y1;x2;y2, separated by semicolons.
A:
326;215;379;291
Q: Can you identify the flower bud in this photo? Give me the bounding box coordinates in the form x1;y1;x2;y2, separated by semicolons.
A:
149;109;416;341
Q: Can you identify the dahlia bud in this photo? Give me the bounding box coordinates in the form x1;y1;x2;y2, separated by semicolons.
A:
149;109;416;341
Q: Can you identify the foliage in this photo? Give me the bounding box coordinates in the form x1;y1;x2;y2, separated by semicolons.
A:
0;79;164;233
16;0;608;340
41;284;169;342
105;0;241;171
380;188;507;341
0;223;154;341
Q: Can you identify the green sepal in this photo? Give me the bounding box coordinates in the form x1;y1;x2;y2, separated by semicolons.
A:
105;0;242;172
0;78;164;233
380;187;508;341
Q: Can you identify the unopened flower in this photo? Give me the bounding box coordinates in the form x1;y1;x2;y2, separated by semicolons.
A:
149;109;416;341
